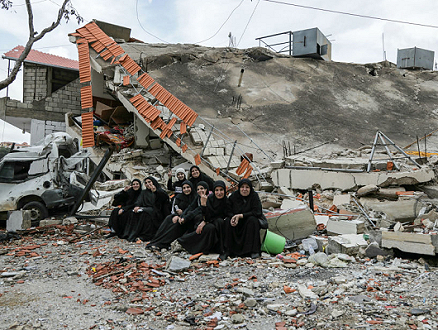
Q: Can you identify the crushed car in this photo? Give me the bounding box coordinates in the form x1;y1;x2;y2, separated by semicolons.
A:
0;132;97;224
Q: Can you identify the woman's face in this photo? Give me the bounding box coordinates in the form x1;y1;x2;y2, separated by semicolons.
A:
239;183;250;197
214;186;225;199
132;181;141;191
177;171;186;181
182;184;192;195
197;185;207;196
145;179;155;190
191;167;200;178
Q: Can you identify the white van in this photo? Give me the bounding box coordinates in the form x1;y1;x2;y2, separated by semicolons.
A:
0;133;92;224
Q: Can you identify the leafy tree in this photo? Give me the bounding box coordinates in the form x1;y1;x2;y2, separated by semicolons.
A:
0;0;83;91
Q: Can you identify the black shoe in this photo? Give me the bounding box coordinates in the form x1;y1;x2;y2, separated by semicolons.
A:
250;252;261;259
105;232;117;239
218;253;229;261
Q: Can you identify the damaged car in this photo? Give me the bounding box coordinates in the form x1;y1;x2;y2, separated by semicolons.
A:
0;132;97;224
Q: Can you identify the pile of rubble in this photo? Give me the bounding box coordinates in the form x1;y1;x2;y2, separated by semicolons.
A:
1;222;437;329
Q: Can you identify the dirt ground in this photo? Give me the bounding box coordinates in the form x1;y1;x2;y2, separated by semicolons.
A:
1;224;437;330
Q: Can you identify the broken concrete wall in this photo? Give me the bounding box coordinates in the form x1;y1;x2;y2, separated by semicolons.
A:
271;167;435;191
265;206;316;240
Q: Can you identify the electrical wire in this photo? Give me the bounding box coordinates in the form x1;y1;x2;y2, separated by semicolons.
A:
262;0;438;29
135;0;170;44
194;0;245;45
237;0;260;47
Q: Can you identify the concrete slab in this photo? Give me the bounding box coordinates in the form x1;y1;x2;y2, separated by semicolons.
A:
332;194;351;207
327;234;368;255
360;198;419;222
272;167;435;191
383;240;435;255
281;199;306;210
7;211;32;231
314;215;329;227
418;185;438;198
326;218;365;235
265;206;316;240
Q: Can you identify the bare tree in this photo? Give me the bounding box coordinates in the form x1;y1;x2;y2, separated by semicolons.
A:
0;0;83;91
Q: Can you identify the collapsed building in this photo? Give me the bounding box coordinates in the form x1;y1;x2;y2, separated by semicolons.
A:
2;19;438;258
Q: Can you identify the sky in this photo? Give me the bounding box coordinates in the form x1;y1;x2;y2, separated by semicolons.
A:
0;0;437;143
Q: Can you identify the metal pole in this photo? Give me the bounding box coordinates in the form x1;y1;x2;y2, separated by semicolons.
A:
69;147;114;216
367;132;380;172
289;32;292;56
225;140;237;173
308;190;314;213
379;134;399;170
200;126;214;156
352;194;376;227
379;131;421;167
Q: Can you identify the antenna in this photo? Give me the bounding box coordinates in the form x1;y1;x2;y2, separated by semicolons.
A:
228;32;236;48
382;33;387;61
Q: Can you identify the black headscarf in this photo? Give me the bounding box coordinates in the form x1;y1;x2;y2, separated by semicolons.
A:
229;178;262;219
180;181;209;222
112;178;142;209
204;180;230;222
173;180;196;212
135;176;163;208
189;165;214;192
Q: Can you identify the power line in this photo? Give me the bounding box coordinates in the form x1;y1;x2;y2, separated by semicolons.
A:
135;0;169;44
194;0;245;45
262;0;438;29
237;0;260;47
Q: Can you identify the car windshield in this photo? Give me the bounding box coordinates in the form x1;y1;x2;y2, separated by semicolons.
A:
0;158;49;182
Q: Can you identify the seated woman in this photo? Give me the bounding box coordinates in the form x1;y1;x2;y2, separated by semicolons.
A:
167;168;186;194
177;180;230;255
107;178;142;238
189;165;214;192
123;176;170;242
222;179;262;259
146;180;198;250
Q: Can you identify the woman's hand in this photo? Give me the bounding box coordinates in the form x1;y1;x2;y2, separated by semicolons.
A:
231;214;243;227
118;209;124;215
168;169;172;178
172;216;179;224
178;217;185;225
196;221;206;234
200;193;208;206
176;209;183;215
124;185;131;191
133;206;141;213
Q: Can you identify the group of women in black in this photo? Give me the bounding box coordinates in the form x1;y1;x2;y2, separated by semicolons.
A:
108;165;262;259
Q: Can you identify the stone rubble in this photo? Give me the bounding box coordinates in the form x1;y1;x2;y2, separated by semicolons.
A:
1;223;437;329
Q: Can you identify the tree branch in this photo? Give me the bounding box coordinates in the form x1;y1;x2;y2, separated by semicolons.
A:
0;0;82;91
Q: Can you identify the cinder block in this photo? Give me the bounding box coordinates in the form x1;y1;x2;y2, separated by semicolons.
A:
7;210;32;231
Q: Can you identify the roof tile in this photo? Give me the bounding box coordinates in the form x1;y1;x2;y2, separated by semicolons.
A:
3;45;79;70
81;111;95;148
80;85;93;109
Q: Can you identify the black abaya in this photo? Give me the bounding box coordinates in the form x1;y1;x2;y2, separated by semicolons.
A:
146;181;197;249
123;177;170;242
178;181;230;254
108;179;142;238
224;179;262;257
